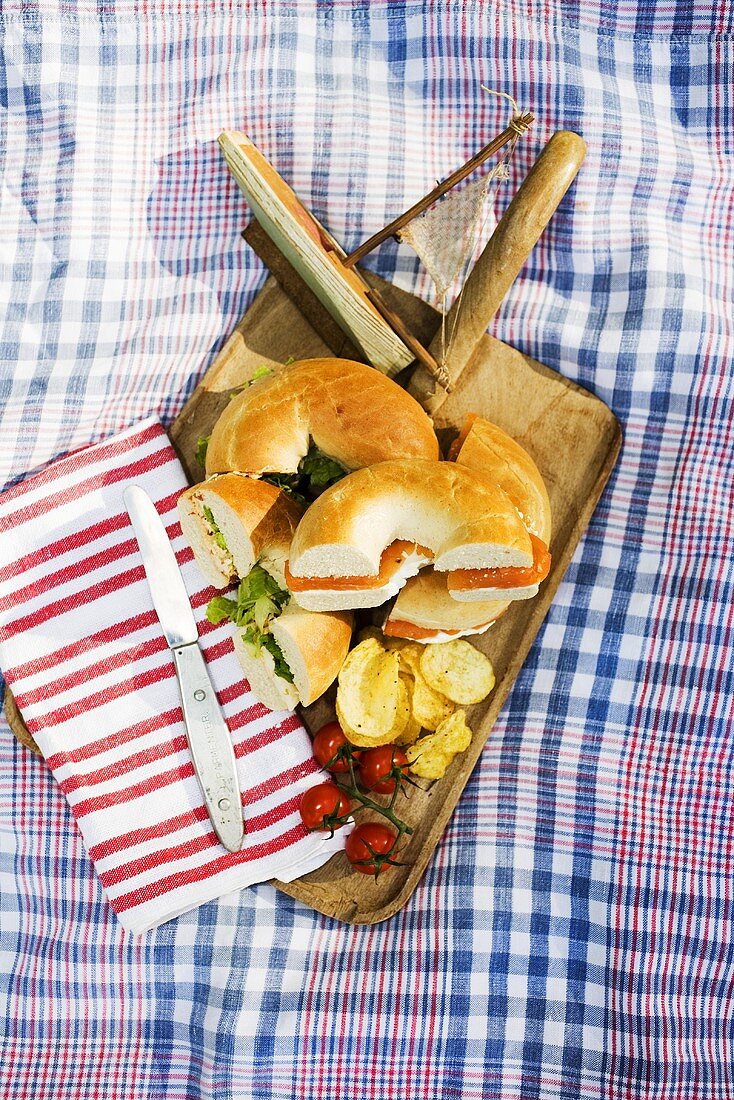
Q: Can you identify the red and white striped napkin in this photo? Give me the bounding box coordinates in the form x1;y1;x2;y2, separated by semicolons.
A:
0;418;343;933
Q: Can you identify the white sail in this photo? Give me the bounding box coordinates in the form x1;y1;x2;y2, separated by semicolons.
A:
397;174;489;299
397;162;509;368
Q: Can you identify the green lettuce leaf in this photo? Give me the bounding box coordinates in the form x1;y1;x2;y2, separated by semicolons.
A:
261;445;345;506
205;566;294;684
260;633;295;683
227;364;275;402
236;564;287;608
206;596;238;624
239;627;294;684
260;472;308;507
195;436;210;468
299;445;346;489
202;506;228;552
253;594;279;631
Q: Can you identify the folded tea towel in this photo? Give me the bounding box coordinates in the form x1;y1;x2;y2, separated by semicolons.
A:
0;418;342;933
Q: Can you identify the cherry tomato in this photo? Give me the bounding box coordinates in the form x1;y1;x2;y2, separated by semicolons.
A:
299;783;351;832
358;745;410;794
345;822;399;876
312;721;354;774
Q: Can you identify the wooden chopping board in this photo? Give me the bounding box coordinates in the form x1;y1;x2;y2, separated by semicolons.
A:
5;266;620;924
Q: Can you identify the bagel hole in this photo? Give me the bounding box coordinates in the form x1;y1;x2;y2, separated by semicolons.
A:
436;426;458;459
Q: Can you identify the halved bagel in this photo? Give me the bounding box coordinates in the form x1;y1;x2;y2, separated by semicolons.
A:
205;357;439;477
232;600;353;710
177;474;352;708
286;459;533;611
178;473;302;589
446;416;552;602
386;416;553;632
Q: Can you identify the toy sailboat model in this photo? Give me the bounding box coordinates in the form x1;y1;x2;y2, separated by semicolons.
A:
218;108;530;380
218;108;586;408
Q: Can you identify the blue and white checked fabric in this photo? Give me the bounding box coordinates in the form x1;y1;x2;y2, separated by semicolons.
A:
1;1;733;1097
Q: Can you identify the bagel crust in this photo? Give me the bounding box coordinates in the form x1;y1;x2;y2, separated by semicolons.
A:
387;416;553;633
287;460;533;610
270;602;353;706
454;417;551;543
205;358;439;476
178;474;302;589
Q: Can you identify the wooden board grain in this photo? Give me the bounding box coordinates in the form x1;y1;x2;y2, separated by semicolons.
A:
165;270;620;924
5;271;620;925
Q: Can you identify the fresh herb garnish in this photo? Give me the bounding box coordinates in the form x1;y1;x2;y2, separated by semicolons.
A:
262;444;345;505
261;472;308;506
206;566;294;683
195;436;210;468
202;505;229;553
298;445;346;489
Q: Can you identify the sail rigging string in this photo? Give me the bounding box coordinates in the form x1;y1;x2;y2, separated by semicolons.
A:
439;162;509;366
397;87;526;379
440;88;526;373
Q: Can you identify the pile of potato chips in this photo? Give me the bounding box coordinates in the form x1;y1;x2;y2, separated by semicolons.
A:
335;629;496;779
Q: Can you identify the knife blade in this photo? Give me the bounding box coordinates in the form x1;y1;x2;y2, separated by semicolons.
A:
123;485;245;853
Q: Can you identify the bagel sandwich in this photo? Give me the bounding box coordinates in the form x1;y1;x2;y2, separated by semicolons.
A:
204;358;439;497
178;474;301;589
382;566;509;642
226;592;352;712
178;475;352;710
284;459;540;612
444;415;552;602
384;417;552;638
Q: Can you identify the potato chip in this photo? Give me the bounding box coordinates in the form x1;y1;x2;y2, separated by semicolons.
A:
387;675;413;742
383;635;412;652
395;719;422;747
356;625;385;645
393;674;422;745
409;671;455;731
335;700;387;749
420;640;495;705
335;638;405;747
336;638;401;743
392;642;423;675
338;673;411;748
392;641;454;730
406;709;473;779
433;709;473;753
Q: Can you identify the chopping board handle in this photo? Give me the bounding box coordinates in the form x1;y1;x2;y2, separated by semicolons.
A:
411;130;587;411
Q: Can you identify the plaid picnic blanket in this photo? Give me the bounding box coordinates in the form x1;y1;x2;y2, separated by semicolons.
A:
1;1;732;1097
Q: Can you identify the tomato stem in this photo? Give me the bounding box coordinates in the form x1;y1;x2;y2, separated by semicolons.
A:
343;750;413;838
350;837;406;877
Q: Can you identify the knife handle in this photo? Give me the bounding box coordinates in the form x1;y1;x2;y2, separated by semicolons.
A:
172;643;245;852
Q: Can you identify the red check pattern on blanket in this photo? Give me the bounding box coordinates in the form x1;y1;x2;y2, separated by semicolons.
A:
0;418;341;933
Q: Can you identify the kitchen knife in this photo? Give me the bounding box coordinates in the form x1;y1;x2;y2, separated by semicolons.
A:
123;484;244;853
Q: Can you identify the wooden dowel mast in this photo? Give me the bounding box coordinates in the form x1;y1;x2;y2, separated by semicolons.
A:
342;112;534;269
409;130;587;411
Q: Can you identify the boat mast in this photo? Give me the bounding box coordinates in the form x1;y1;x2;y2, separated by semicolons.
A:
342;112;534;269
